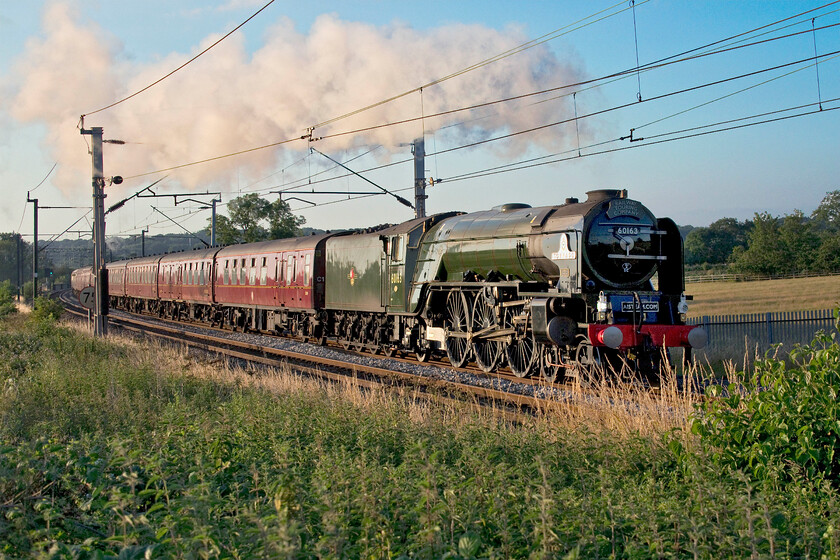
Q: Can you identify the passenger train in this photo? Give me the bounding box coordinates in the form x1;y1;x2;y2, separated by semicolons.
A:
73;189;707;380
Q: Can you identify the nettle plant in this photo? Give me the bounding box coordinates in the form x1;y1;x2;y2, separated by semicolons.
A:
693;308;840;485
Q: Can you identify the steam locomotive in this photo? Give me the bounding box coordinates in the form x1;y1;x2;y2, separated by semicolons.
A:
72;189;706;380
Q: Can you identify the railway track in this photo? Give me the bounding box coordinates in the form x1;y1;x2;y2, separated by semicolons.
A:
59;290;706;428
58;291;581;421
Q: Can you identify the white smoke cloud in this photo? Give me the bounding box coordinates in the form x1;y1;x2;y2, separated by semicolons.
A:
8;2;585;200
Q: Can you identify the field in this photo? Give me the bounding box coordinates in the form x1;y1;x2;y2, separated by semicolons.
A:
2;305;840;557
686;275;840;318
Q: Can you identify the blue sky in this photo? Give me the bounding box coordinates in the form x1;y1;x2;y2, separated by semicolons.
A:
2;0;839;243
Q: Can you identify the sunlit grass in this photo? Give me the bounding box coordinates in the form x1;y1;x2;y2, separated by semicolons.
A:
1;316;838;558
687;275;840;317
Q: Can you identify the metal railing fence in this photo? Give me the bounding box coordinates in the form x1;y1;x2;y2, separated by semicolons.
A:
687;309;838;360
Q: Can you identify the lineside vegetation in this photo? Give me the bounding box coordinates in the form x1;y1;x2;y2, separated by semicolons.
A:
1;308;839;558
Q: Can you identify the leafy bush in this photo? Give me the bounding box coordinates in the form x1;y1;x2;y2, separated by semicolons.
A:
693;308;840;485
0;281;16;318
29;296;64;324
2;319;839;558
21;281;33;303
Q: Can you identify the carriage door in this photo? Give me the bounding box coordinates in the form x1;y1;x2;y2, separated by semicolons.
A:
273;257;280;303
388;234;406;312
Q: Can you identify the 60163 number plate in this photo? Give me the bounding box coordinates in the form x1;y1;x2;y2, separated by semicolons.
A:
621;301;659;312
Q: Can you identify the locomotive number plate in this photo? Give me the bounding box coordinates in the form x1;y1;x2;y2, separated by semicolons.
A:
615;226;640;235
621;301;659;312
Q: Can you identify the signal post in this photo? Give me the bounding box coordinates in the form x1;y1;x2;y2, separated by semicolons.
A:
80;126;109;337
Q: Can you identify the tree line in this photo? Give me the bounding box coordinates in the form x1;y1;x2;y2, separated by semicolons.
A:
683;190;840;276
2;190;837;292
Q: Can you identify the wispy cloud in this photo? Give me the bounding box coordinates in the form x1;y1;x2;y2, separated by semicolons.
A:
7;3;584;199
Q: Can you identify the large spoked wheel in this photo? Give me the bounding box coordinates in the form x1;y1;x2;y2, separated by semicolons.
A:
504;306;537;378
472;288;503;373
445;290;472;368
570;336;604;385
540;347;564;383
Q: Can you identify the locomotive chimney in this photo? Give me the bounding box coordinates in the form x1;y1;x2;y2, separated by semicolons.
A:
585;189;627;202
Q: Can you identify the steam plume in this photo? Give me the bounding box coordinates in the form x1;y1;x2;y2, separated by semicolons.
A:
8;2;585;199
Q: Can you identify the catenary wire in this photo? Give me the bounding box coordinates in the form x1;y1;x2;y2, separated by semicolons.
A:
284;99;840;213
119;16;840;184
313;21;840;145
174;19;840;187
308;0;645;131
229;46;840;203
81;0;276;118
438;101;840;184
117;1;637;181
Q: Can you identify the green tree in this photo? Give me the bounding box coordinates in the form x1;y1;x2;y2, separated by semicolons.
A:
0;233;30;288
731;212;786;275
211;215;243;246
811;190;840;272
684;218;751;265
267;198;306;239
811;189;840;234
0;280;17;317
814;235;840;273
208;194;305;245
229;193;271;243
779;210;819;272
732;211;819;275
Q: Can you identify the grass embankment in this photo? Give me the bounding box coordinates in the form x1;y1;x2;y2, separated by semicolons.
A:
687;275;840;317
2;312;840;558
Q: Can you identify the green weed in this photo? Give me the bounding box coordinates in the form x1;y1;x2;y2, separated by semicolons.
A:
1;319;839;558
693;308;840;487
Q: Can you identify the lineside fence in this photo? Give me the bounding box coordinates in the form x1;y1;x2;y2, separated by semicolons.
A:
687;309;838;361
685;271;840;284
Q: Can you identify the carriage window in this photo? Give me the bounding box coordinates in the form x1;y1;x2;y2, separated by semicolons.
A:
224;260;229;285
260;258;268;285
304;254;311;286
241;259;247;285
288;256;297;285
249;258;257;285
